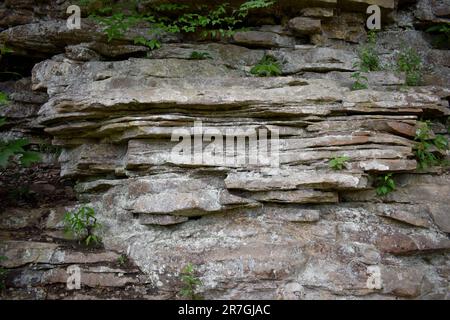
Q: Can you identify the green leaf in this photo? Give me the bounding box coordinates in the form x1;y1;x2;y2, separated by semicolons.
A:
0;91;9;105
20;151;41;167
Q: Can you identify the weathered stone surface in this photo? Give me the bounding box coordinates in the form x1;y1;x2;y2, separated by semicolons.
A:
0;208;46;229
139;214;189;226
50;250;121;265
288;17;322;35
376;232;450;255
381;266;425;298
247;190;338;203
301;7;334;18
225;169;369;191
272;48;358;73
415;0;450;23
0;241;59;268
428;203;450;234
320;13;366;43
146;43;265;69
0;20;179;57
262;207;321;222
232;31;295;48
128;176;257;216
376;206;432;228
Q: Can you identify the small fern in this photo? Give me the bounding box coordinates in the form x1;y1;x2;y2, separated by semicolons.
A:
414;121;449;170
133;36;161;50
329;156;350;170
376;174;396;196
250;55;282;77
189;51;212;60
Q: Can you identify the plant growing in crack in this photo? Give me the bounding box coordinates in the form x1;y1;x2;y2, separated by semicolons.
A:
81;0;276;49
396;46;423;86
250;55;282;77
133;36;161;50
329;156;350;171
351;30;382;90
179;263;203;300
358;30;381;72
189;51;212;60
414;121;449;170
63;206;102;247
0;98;41;169
117;254;129;267
375;173;396;196
426;23;450;49
351;69;368;90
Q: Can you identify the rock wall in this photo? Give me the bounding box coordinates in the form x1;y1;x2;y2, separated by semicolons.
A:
0;0;449;299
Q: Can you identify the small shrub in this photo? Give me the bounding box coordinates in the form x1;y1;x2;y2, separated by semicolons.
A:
87;0;276;44
414;121;449;170
376;173;396;196
358;30;381;72
117;254;129;266
396;47;423;86
250;55;282;77
351;70;368;90
133;36;161;50
329;156;350;170
189;51;212;60
179;263;202;300
64;206;102;246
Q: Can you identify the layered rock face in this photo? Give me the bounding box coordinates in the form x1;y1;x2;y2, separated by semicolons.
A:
1;0;449;299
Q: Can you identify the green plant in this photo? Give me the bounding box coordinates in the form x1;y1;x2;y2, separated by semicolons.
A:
0;91;8;105
376;173;396;196
0;44;13;56
87;0;276;46
0;256;7;290
358;30;381;72
189;51;212;60
117;254;129;266
63;206;102;246
351;70;368;90
0;118;41;168
396;47;422;86
133;36;161;50
426;24;450;49
414;121;449;170
250;55;282;77
179;263;202;300
329;156;350;170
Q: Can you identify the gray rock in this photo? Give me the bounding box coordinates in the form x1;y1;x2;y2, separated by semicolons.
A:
139;214;189;226
232;31;295;48
288;17;322;35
